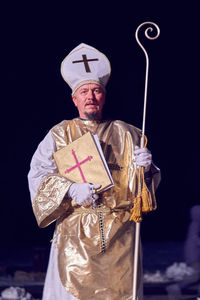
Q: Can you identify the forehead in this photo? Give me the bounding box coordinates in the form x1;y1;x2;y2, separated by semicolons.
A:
77;83;102;92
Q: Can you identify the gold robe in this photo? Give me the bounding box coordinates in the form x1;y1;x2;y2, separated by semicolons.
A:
32;118;160;300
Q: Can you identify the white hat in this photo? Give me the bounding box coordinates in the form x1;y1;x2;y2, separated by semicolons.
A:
61;43;111;94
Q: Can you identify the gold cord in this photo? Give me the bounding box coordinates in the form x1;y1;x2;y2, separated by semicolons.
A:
129;135;153;223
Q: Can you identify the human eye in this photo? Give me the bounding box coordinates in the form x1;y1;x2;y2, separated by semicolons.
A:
80;89;87;95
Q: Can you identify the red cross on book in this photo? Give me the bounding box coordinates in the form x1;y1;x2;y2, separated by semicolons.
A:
64;150;93;183
53;132;114;193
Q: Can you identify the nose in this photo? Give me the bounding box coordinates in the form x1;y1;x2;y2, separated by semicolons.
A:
88;89;94;99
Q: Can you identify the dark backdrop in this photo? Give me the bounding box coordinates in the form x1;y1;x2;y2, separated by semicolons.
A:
1;2;199;246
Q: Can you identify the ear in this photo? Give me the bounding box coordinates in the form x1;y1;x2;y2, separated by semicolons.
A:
72;95;78;107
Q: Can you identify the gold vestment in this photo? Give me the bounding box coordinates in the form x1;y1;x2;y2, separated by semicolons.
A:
32;118;160;300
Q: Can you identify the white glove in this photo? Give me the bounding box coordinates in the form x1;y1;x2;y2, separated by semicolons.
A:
134;146;152;172
68;183;101;206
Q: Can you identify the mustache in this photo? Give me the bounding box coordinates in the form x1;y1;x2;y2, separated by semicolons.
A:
85;100;98;106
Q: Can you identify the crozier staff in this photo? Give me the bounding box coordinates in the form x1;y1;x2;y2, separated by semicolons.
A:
28;43;161;300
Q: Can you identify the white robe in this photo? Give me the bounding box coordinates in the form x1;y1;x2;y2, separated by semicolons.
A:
28;131;77;300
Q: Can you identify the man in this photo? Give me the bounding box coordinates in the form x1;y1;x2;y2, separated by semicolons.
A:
28;43;160;300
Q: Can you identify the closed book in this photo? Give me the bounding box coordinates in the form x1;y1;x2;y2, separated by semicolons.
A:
53;132;114;193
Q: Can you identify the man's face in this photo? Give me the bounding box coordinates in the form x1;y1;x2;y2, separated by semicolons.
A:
72;83;106;120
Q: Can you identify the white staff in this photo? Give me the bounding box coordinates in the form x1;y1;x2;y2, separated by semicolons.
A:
132;21;160;300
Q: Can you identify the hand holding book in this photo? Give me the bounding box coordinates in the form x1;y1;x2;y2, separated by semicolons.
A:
68;183;101;206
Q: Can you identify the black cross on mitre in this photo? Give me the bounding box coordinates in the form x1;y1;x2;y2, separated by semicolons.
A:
72;54;99;73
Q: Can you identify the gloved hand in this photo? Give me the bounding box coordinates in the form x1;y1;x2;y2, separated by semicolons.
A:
134;146;152;172
67;183;101;206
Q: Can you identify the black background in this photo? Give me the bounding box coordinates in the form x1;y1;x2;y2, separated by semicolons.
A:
1;1;199;246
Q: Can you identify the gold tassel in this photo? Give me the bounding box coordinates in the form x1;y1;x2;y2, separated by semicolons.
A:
141;184;152;213
130;164;143;223
129;135;153;222
130;195;142;223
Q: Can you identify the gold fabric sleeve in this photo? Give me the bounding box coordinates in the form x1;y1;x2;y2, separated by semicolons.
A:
32;174;72;228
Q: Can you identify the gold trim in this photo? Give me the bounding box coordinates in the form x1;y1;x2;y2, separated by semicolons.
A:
71;207;111;215
71;206;130;215
71;80;106;95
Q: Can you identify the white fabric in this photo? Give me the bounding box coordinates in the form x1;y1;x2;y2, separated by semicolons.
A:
134;146;152;172
61;43;111;94
68;182;100;206
27;131;58;202
28;132;77;299
42;242;77;300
